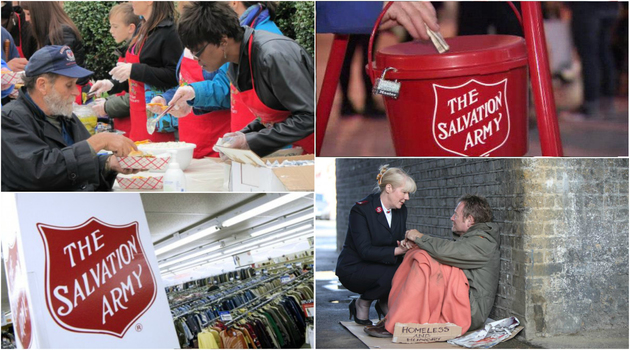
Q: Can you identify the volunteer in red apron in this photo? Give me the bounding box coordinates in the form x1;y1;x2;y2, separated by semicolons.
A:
91;3;141;136
149;49;231;158
174;2;314;157
89;1;182;142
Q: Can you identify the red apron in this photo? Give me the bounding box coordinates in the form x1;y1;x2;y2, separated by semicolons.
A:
14;14;25;58
127;41;175;142
112;55;131;136
178;53;230;158
231;33;314;154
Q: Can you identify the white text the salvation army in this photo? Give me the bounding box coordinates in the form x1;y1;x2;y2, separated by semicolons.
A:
52;232;145;325
437;89;503;150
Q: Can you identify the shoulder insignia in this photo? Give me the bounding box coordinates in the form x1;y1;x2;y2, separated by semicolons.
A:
356;200;368;205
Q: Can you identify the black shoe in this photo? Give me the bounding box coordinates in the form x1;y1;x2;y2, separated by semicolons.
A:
374;302;385;320
349;299;373;325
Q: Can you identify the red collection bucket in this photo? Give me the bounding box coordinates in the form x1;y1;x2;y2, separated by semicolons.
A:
368;12;529;157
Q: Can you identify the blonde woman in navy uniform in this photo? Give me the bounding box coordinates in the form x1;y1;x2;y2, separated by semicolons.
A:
336;165;417;325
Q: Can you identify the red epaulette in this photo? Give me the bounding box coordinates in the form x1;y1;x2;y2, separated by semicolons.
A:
356;200;368;205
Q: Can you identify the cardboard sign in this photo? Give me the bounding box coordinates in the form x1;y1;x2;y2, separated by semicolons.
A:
432;79;510;156
392;322;462;343
5;193;179;349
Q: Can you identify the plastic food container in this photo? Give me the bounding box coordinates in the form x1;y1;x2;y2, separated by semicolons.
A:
369;35;529;156
116;156;171;170
73;104;98;135
137;142;196;170
117;175;164;190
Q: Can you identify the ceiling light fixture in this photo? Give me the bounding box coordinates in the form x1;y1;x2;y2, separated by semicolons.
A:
222;193;309;227
224;228;313;255
250;213;313;237
154;225;219;256
159;243;223;269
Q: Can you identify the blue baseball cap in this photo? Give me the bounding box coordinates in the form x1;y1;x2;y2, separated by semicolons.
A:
25;45;93;78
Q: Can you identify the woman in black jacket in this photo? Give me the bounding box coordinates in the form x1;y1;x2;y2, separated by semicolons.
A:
23;1;89;86
336;165;417;325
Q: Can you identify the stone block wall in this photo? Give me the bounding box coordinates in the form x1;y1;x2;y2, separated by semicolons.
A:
335;158;628;340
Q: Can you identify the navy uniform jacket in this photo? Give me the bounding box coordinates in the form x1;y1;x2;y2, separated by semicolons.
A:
336;192;407;278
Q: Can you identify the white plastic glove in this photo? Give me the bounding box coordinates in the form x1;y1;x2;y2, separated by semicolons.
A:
109;62;133;82
147;96;167;114
221;132;249;150
213;132;249;162
170;103;193;118
92;98;107;117
89;80;114;95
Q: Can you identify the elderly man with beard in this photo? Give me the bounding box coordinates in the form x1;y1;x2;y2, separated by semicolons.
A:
1;45;138;191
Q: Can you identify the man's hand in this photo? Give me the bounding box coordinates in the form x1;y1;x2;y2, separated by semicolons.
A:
109;62;133;82
87;133;137;156
107;156;141;175
89;80;114;95
7;57;28;72
92;98;107;117
381;1;439;41
405;229;424;242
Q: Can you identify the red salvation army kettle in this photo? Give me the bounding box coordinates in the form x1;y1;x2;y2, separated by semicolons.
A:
367;4;530;157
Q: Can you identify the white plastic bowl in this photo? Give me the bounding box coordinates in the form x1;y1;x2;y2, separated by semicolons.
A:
138;142;196;170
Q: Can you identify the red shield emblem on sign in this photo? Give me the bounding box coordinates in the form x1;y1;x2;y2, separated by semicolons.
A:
432;79;510;156
37;217;157;338
6;238;33;348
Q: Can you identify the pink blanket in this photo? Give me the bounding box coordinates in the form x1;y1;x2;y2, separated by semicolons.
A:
385;249;471;334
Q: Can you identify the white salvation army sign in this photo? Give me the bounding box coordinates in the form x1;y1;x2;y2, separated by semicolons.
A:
8;193;179;349
432;79;511;157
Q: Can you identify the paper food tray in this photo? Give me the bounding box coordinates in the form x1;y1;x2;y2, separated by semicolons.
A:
116;156;170;170
117;175;164;190
1;69;23;85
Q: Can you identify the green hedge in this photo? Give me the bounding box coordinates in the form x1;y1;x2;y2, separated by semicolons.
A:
65;1;121;80
276;1;315;57
65;1;314;79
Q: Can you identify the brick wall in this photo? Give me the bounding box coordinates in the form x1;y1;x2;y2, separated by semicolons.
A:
335;158;628;340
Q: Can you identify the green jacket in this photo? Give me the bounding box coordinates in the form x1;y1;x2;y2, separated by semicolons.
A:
104;94;130;119
414;222;500;330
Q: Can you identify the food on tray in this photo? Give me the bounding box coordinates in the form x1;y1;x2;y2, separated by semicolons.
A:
128;150;155;158
135;140;152;145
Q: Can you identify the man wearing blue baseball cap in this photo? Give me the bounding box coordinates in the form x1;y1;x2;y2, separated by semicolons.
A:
1;45;139;191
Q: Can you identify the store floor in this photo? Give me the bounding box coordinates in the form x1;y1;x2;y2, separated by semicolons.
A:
316;34;629;157
314;219;537;349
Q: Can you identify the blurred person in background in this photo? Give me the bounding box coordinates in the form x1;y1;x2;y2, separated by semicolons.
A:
1;1;37;58
22;1;91;104
569;2;620;118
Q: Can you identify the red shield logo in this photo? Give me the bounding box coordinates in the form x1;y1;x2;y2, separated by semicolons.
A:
376;207;383;213
37;217;157;338
6;238;33;348
432;79;510;156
